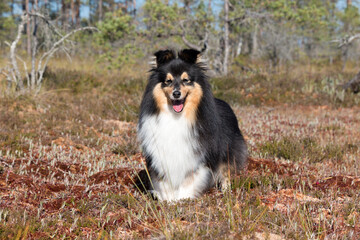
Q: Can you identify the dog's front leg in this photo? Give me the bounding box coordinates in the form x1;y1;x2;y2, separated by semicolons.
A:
176;166;212;200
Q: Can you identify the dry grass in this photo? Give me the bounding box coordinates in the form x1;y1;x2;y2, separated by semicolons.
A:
0;58;360;239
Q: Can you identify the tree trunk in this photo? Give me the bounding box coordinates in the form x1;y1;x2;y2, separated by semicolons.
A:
251;23;259;58
11;0;15;17
26;0;31;57
223;0;230;75
71;0;75;25
31;2;38;89
61;0;68;30
99;0;103;21
31;15;37;89
342;46;349;71
44;0;48;11
11;14;27;91
133;0;136;16
125;0;129;12
236;39;242;56
345;0;352;33
75;0;80;27
184;0;191;14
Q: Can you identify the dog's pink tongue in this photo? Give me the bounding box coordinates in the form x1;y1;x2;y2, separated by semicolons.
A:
173;104;184;113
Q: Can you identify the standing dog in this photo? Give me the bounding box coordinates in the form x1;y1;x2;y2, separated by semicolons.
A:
138;49;247;201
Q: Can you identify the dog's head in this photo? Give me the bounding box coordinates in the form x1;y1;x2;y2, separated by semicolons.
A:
151;49;206;121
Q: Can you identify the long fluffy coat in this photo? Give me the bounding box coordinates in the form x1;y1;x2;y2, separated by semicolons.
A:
137;49;247;201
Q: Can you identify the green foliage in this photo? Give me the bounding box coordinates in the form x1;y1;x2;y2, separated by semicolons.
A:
95;11;134;44
142;0;181;37
0;2;15;41
93;10;141;69
47;69;101;94
266;0;298;20
182;0;215;44
97;43;143;69
266;0;333;40
260;137;304;161
337;5;360;33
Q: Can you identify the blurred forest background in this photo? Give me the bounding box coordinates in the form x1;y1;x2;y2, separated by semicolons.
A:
1;0;360;91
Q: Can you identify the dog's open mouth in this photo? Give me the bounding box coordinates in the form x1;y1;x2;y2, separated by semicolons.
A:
172;99;185;113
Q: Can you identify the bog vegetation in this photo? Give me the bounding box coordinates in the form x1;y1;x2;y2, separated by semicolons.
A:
0;0;360;239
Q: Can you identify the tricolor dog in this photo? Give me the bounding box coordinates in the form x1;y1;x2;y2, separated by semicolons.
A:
138;49;247;201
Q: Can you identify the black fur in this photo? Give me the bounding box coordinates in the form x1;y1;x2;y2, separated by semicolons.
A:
154;49;176;67
178;49;200;64
137;48;247;197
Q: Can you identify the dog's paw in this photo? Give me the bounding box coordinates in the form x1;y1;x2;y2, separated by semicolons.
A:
149;190;162;200
220;177;231;193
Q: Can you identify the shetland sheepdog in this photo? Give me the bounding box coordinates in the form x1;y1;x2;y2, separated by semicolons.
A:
137;49;247;201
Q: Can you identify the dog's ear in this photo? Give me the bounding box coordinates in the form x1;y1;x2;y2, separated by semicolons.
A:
178;49;201;64
153;49;176;67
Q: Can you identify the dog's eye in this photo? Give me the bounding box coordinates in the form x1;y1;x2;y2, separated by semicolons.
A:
182;79;190;84
165;79;172;85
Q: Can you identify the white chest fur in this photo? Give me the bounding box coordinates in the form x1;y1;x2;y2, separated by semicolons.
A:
138;110;203;190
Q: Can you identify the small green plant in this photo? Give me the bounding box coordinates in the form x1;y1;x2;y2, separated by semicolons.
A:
259;136;347;162
323;144;344;161
260;137;303;161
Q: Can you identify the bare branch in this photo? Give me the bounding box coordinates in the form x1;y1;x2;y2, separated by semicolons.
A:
31;12;38;89
15;56;30;87
63;47;73;63
179;20;206;52
6;32;31;88
10;13;27;90
0;67;10;80
27;12;64;39
37;26;98;86
10;69;16;84
5;11;97;93
332;33;360;48
0;67;13;91
37;47;59;87
181;36;203;52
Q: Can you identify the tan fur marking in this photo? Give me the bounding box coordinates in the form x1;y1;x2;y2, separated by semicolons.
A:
153;83;167;112
166;73;174;81
162;86;173;99
183;82;203;124
180;72;189;80
179;87;189;101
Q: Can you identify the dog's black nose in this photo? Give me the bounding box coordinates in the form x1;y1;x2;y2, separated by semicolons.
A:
173;90;181;99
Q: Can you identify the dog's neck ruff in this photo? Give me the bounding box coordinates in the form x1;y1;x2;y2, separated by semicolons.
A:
138;108;204;192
